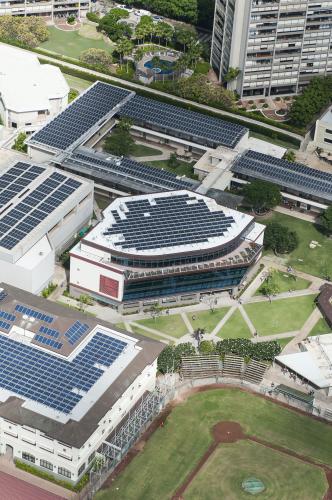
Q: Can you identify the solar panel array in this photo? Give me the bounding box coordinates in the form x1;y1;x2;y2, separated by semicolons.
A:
30;83;132;151
39;326;60;338
0;311;15;322
15;305;53;324
0;170;82;250
0;331;127;414
120;95;247;148
103;193;235;251
0;162;45;210
34;334;63;350
0;321;10;330
70;152;196;191
0;291;7;302
232;150;332;201
65;321;89;345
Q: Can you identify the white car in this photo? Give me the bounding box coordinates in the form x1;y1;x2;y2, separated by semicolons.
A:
118;4;133;12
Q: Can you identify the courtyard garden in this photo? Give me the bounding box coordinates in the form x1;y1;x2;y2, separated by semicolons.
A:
188;307;230;334
217;310;251;339
256;270;310;296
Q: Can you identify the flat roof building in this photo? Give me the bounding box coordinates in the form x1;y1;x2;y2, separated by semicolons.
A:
0;45;69;130
0;283;163;483
313;106;332;154
0;160;93;293
70;190;265;309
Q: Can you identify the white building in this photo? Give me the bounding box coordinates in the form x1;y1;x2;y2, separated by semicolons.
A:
0;45;69;130
0;284;163;483
0;160;93;294
0;0;90;19
211;0;332;97
313;106;332;153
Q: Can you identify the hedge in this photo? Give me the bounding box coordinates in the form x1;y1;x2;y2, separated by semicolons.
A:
15;459;89;491
0;38;302;145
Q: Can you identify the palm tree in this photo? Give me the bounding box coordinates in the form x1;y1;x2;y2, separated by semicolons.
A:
117;37;133;72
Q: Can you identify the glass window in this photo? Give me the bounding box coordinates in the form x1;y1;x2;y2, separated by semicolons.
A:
58;467;71;478
78;463;86;476
40;459;53;471
22;452;35;463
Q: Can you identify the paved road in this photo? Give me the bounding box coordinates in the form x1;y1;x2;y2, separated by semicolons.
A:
0;471;64;500
0;43;304;144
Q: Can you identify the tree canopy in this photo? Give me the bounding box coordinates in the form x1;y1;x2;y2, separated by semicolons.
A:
79;48;113;69
319;206;332;232
243;180;282;213
98;9;132;41
104;118;134;156
0;15;48;47
289;76;332;128
121;0;198;23
264;222;299;254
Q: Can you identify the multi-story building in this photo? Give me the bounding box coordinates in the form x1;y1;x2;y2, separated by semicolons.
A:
0;284;163;484
69;190;265;310
0;0;90;19
211;0;332;97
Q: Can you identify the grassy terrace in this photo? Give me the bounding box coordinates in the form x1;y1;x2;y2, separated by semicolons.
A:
39;26;113;59
261;212;332;279
130;143;163;157
96;389;332;500
217;310;252;339
135;314;188;339
244;295;317;336
309;317;331;337
256;270;311;295
188;308;230;334
146;159;198;180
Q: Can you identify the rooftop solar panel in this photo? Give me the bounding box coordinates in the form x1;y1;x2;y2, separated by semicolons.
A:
29;82;132;151
103;193;235;251
231;150;332;202
0;331;127;414
120;95;247;148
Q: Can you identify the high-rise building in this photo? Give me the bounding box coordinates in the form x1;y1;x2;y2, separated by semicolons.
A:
0;0;90;19
211;0;332;97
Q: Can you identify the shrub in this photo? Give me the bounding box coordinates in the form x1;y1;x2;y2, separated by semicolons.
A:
86;11;100;23
215;339;281;361
15;460;89;491
12;132;27;153
248;100;254;105
319;206;332;233
41;282;57;298
80;48;113;69
199;340;216;354
263;103;269;108
67;15;76;24
68;88;79;102
289;76;332;128
157;343;196;373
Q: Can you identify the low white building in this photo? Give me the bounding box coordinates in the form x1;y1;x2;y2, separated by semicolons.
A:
0;45;69;130
0;160;93;294
0;284;163;484
313;106;332;153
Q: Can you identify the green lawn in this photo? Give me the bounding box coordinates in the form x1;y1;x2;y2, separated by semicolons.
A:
96;388;332;500
130;143;163;157
188;308;230;334
244;295;317;336
39;26;113;59
262;212;332;279
277;336;294;350
130;324;170;343
135;314;188;338
217;309;252;339
185;441;326;500
146;159;198;180
64;74;92;93
309;317;331;337
250;131;300;151
256;270;310;295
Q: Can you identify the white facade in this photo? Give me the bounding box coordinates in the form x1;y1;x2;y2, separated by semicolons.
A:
313;106;332;153
211;0;332;97
0;360;157;483
0;0;90;19
0;45;69;130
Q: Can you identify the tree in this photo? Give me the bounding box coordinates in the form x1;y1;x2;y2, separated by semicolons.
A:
151;55;161;68
283;149;296;162
199;340;216;354
174;27;197;52
116;37;134;71
155;21;173;46
79;48;113;69
320;206;332;232
149;303;163;321
260;270;280;299
289;76;332;128
134;47;144;64
104;118;135;156
192;328;205;347
187;40;202;68
12;132;27;153
223;67;240;83
264;222;299;254
0;15;48;47
243;180;282;213
157;343;196;374
168;153;178;168
68;88;79;103
98;8;132;41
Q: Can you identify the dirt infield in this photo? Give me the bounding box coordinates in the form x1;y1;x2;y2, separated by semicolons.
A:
101;385;332;497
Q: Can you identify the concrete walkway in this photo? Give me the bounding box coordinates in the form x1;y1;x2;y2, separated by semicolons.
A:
0;43;304;144
274;206;318;223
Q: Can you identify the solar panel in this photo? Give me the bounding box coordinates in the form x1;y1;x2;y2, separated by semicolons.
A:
34;334;63;350
0;311;15;322
120;95;247;148
0;162;46;210
15;305;53;324
0;291;7;302
0;331;127;414
231;150;332;202
65;321;90;345
29;82;132;151
103;193;235;251
39;326;60;338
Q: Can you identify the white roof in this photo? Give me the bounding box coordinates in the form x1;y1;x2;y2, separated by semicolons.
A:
82;190;254;257
320;106;332;126
276;352;330;388
237;136;286;159
0;45;69;112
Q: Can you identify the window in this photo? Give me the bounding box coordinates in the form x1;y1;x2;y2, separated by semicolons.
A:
58;467;71;478
22;452;35;463
40;459;53;471
88;451;95;463
78;463;86;476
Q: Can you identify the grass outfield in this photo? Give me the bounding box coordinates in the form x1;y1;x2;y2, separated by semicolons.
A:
185;440;327;500
96;389;332;500
40;26;112;59
244;295;316;336
135;314;188;338
255;270;310;295
309;317;331;337
262;212;332;279
188;307;230;334
217;309;252;339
